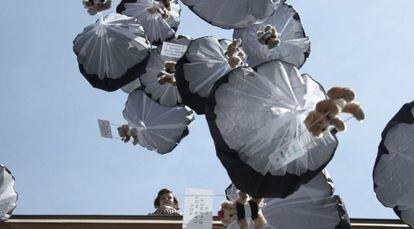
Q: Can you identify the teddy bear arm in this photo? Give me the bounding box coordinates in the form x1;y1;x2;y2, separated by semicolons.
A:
343;102;365;121
238;50;246;59
270;27;277;36
331;118;346;131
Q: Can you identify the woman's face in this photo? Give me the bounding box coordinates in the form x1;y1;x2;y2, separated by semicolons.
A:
159;192;175;207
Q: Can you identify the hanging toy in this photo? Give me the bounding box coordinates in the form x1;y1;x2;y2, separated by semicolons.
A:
224;39;246;68
304;87;365;138
82;0;112;15
256;25;280;50
147;0;173;19
157;61;177;85
218;191;267;229
117;124;139;145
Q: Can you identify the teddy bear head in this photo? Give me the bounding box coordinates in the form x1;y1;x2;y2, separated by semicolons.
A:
164;61;176;74
326;87;355;102
218;201;237;226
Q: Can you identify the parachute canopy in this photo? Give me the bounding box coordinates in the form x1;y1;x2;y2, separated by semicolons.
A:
73;13;150;92
205;61;338;197
225;170;351;229
175;37;243;114
181;0;283;29
233;3;310;68
139;36;192;106
0;164;17;222
123;90;194;154
373;101;414;227
117;0;181;45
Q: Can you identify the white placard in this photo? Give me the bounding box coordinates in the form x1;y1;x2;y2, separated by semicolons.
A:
268;140;306;170
161;42;187;59
97;119;112;139
182;188;214;229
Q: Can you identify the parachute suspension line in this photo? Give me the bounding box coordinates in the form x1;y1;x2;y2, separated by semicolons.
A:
268;110;356;165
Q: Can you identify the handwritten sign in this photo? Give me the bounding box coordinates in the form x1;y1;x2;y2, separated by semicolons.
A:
97;119;112;139
161;42;187;59
182;188;214;229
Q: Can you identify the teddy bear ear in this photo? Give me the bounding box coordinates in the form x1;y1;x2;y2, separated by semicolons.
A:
221;201;234;209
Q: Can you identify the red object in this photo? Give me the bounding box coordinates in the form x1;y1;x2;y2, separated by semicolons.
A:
217;209;224;219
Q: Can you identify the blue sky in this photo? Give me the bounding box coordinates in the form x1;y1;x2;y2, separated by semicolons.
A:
0;0;413;219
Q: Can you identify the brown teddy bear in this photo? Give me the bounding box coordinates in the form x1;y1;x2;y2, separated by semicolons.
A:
83;0;112;16
304;87;365;138
218;191;266;229
117;124;139;145
257;25;280;49
147;0;172;19
225;39;246;69
157;61;177;85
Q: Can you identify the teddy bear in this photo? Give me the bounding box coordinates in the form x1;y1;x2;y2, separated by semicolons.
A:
157;61;177;85
257;25;280;50
147;0;172;19
117;124;139;145
82;0;112;16
218;191;267;229
225;39;246;69
304;87;365;138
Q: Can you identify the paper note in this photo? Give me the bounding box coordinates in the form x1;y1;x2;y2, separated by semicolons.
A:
182;188;214;229
97;119;112;139
161;42;187;59
269;140;306;170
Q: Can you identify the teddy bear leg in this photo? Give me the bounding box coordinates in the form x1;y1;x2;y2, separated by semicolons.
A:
238;50;246;60
343;102;365;121
132;136;139;145
238;219;248;229
129;128;139;145
228;56;242;68
267;38;280;49
158;75;167;85
161;10;169;19
253;216;267;229
331;118;346;132
87;8;98;15
147;6;158;14
327;87;355;102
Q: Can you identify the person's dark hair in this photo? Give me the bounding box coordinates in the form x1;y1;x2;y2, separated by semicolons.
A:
153;188;179;209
